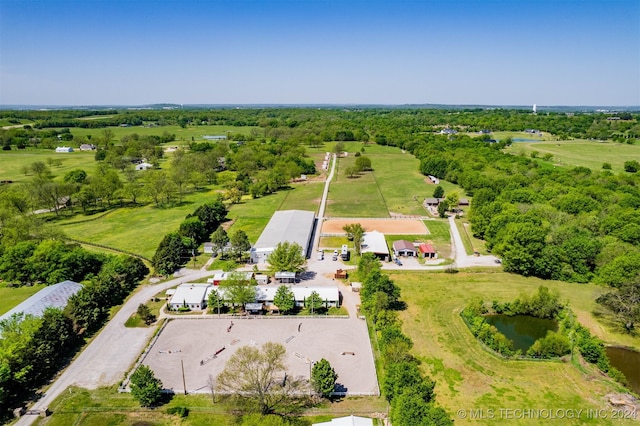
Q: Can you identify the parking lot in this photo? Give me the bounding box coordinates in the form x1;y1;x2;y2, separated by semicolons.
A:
142;316;379;396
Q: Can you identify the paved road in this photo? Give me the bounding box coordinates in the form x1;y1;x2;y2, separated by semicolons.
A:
312;153;336;253
16;269;217;426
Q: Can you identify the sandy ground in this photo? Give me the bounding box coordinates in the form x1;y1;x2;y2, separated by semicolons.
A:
143;317;378;396
322;218;428;234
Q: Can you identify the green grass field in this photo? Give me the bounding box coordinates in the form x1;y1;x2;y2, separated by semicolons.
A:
390;271;640;425
324;143;465;218
66;124;259;144
36;385;388;426
0;284;47;315
504;139;640;173
58;188;222;259
0;150;98;183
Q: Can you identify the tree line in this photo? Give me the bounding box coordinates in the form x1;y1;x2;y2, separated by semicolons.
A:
0;252;148;417
357;253;452;425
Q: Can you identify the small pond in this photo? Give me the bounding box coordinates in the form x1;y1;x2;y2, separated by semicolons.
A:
485;315;558;352
606;347;640;394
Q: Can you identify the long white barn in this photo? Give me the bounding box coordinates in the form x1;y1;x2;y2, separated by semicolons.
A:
250;210;316;264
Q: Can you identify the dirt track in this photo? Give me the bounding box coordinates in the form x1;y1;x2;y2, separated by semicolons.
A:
321;218;429;234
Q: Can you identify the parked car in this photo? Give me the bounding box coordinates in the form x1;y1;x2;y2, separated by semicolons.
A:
394;258;403;266
317;251;324;260
332;254;338;261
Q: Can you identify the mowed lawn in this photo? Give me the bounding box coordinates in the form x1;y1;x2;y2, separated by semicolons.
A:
390;271;640;425
0;150;97;182
325;143;466;218
59;188;223;259
504;139;640;173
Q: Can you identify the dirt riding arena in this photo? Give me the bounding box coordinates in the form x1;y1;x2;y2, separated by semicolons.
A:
321;218;429;235
142;317;379;396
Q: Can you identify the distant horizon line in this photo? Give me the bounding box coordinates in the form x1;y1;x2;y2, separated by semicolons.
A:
1;103;639;111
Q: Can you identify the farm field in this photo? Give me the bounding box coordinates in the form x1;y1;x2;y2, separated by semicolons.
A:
390;271;640;425
36;386;388;426
504;139;640;173
58;188;222;259
0;150;97;183
324;142;465;218
66;124;260;145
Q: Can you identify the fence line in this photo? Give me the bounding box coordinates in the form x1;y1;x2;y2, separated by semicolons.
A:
64;237;151;263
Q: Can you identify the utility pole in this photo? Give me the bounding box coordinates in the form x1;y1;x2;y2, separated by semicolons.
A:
181;359;187;395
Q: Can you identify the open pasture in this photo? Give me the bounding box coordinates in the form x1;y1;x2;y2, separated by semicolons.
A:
325;143;465;218
0;150;97;182
143;317;378;396
391;271;639;425
504;139;640;172
66;124;259;144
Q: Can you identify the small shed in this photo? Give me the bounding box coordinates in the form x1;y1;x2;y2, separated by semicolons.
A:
203;242;214;254
79;144;96;151
419;243;437;259
350;282;362;292
245;302;264;313
424;197;443;207
335;269;348;279
275;271;296;284
255;274;269;285
392;240;417;257
55;146;73;153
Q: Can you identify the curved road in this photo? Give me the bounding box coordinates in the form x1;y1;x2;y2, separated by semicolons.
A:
17;269;217;425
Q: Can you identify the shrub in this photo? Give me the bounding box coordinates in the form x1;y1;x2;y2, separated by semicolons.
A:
167;406;189;417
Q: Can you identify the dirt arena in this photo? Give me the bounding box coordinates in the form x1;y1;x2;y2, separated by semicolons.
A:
321;218;429;234
142;317;379;396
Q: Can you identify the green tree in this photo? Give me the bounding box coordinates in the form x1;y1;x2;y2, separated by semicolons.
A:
267;242;306;274
130;365;163;407
211;226;229;258
354;155;372;172
343;223;365;256
527;331;571;358
383;361;435;403
230;229;251;261
305;291;323;314
192;198;227;234
624;160;639;173
179;217;208;244
446;191;459;211
311;358;338;397
220;272;255;309
136;303;155;325
357;252;382;280
208;288;223;315
152;232;190;275
596;277;640;332
437;200;449;218
432;185;444;198
216;342;305;414
273;285;295;313
63;169;87;184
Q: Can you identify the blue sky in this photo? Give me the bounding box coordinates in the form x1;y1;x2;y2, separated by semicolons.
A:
0;0;638;106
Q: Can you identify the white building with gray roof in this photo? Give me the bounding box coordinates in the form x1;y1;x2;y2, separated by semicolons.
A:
250;210;316;264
